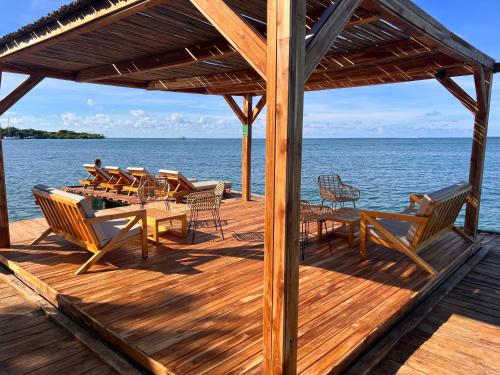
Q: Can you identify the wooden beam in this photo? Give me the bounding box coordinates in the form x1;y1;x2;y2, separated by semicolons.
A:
77;39;236;82
372;0;495;70
263;0;305;373
0;71;8;247
0;0;168;61
435;70;478;114
0;75;44;116
251;95;266;124
189;0;267;80
242;94;252;202
223;95;246;125
304;0;362;80
464;67;493;237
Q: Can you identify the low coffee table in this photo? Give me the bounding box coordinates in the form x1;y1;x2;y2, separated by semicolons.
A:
317;207;360;248
146;208;187;244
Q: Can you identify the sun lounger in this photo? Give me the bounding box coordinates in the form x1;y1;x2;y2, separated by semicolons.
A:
79;164;112;189
101;166;134;193
123;167;156;196
31;184;147;275
158;169;232;201
360;182;472;275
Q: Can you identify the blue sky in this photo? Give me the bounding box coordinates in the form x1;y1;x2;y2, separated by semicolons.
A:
0;0;498;138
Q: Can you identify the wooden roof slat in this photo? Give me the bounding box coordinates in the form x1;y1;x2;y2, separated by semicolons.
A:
366;0;495;69
0;0;169;61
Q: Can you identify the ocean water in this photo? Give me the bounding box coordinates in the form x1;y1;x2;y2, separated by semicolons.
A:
2;138;499;231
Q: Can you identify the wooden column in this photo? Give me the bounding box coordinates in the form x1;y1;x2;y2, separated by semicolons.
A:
263;1;306;374
464;67;494;237
0;71;10;247
242;94;253;201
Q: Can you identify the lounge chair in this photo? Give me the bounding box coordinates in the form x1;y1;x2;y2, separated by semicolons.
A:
123;167;156;196
101;166;134;193
31;185;147;275
79;164;112;189
158;169;232;201
360;182;472;275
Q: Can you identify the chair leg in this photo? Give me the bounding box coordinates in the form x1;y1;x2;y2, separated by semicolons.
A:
360;219;367;258
141;222;148;259
75;249;106;275
191;211;198;244
29;228;52;246
216;209;224;239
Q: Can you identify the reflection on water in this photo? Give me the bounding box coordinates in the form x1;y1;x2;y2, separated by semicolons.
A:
3;138;499;231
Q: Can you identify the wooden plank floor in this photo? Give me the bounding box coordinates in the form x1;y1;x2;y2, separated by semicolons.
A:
372;236;500;375
0;196;479;375
0;275;117;374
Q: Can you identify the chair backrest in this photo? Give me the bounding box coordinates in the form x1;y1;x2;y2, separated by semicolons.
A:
83;164;112;182
127;167;155;186
406;182;471;247
32;185;107;249
105;166;134;184
317;174;342;201
158;169;195;192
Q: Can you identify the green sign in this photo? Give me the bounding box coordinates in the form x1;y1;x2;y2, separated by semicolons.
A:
242;125;249;136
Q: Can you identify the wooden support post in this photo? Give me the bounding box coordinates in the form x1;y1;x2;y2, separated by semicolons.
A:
242;94;252;202
0;72;10;247
263;1;306;374
464;67;493;237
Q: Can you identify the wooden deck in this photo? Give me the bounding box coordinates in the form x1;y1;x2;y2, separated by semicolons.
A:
0;196;482;375
0;273;117;374
373;235;500;374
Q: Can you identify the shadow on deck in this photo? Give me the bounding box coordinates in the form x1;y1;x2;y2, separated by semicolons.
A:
0;196;482;375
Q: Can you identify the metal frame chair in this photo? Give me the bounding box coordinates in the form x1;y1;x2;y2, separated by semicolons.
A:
300;200;333;260
318;174;361;208
187;180;225;243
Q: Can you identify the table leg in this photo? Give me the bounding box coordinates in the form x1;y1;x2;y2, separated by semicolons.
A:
181;216;187;237
348;224;354;248
317;220;323;238
155;221;159;244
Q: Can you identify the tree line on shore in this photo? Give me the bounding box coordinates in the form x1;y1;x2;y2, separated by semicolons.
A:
0;127;105;139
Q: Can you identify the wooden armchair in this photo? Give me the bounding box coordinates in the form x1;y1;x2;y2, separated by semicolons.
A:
31;185;147;275
360;182;472;275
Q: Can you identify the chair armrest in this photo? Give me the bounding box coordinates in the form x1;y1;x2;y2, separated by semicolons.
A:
409;193;424;208
86;209;146;224
361;210;428;223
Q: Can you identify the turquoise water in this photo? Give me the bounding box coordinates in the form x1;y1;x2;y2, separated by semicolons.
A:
2;138;499;231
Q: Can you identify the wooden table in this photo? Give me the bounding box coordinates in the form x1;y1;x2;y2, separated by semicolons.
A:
147;208;187;244
318;207;360;248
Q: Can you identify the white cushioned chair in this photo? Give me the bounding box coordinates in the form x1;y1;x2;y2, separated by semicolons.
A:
31;185;147;275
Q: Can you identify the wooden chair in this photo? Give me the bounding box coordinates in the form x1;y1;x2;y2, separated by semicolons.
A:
79;164;112;189
360;182;473;275
31;185;148;275
101;166;134;193
123;167;156;196
158;169;232;202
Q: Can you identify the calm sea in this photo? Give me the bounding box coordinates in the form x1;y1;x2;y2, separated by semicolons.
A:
2;138;499;231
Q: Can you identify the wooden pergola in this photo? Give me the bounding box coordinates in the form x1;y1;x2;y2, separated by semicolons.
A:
0;0;497;373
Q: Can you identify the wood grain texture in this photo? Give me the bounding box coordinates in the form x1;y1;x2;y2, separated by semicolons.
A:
189;0;267;79
465;68;494;237
0;273;118;374
371;236;500;375
0;197;482;375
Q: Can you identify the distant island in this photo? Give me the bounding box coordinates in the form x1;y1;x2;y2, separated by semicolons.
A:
0;127;105;140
